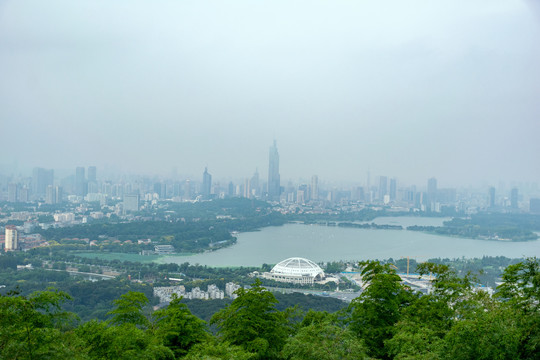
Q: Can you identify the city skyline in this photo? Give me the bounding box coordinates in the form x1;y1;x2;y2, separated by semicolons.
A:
1;1;539;186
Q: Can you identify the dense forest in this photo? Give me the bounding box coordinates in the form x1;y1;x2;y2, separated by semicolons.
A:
408;213;540;241
1;258;538;359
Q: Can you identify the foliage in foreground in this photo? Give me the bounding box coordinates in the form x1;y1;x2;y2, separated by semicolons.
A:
0;258;538;360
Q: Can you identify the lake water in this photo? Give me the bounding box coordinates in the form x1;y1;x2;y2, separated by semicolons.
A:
159;217;540;267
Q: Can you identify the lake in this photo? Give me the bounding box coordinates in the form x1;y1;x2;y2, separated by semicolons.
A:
159;217;540;267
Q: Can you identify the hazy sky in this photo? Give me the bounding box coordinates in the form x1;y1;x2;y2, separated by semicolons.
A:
1;0;539;186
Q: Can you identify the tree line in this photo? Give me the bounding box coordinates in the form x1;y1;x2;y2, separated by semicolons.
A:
1;258;538;360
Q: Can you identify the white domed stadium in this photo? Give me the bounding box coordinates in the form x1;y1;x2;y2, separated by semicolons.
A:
263;257;325;285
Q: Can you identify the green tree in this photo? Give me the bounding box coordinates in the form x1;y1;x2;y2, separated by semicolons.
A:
210;279;290;359
184;339;255;360
107;291;150;328
347;260;414;359
0;289;87;360
153;294;209;358
77;320;174;360
282;319;368;360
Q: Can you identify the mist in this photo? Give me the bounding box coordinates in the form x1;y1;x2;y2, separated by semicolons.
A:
1;0;539;186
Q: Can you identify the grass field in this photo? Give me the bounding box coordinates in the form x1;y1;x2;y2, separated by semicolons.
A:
73;252;163;263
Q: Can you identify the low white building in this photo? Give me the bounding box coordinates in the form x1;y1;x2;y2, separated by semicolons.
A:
262;257;325;285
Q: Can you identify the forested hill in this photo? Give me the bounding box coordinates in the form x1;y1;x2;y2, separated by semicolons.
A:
1;258;538;360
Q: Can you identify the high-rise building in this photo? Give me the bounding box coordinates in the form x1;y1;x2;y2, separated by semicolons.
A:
75;167;87;196
427;177;437;204
311;175;319;201
88;166;97;183
378;176;388;201
488;187;496;208
202;168;212;199
123;194;140;213
19;187;29;203
46;185;56;205
250;169;260;197
7;183;18;203
267;140;281;201
32;167;54;198
55;186;63;204
510;188;518;209
530;198;540;213
389;178;397;201
184;180;191;200
5;225;18;251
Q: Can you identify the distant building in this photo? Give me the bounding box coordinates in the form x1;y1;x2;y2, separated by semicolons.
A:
7;183;18;203
267;140;281;201
530;198;540;213
75;167;87;196
510;188;518;209
389;178;397;201
202;167;212;199
488;187;496;208
32;167;53;199
45;185;56;205
263;257;325;285
123;194;140;213
311;175;319;201
87;166;97;183
5;225;18;251
427;177;437;204
154;245;175;255
378;176;388;201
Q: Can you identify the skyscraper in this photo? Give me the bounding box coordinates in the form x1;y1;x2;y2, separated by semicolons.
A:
5;225;18;251
427;177;437;203
88;166;97;183
46;185;56;205
7;183;18;203
267;140;280;201
32;167;53;198
389;178;397;201
311;175;319;201
378;176;388;201
75;167;87;196
202;167;212;199
488;187;496;208
250;169;260;197
510;188;518;209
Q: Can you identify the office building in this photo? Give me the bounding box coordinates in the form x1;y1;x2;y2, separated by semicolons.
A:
267;140;281;201
511;188;518;209
202;168;212;199
46;185;56;205
75;167;87;196
389;178;397;201
378;176;388;201
87;166;97;183
32;167;54;198
123;194;140;213
55;186;63;204
427;177;437;204
488;187;496;208
7;183;18;203
530;198;540;213
311;175;319;201
5;225;18;251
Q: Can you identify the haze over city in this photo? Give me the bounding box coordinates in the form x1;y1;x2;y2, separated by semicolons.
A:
1;1;540;186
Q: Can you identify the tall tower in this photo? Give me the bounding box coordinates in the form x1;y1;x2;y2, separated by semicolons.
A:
378;176;388;201
75;167;87;196
510;188;518;209
488;187;496;208
427;177;438;204
311;175;319;201
202;167;212;199
267;140;281;201
5;225;18;251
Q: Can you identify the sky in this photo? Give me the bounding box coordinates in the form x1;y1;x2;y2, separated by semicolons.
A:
1;0;539;186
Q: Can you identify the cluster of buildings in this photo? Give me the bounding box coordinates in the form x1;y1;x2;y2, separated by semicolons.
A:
153;282;242;303
1;142;540;217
